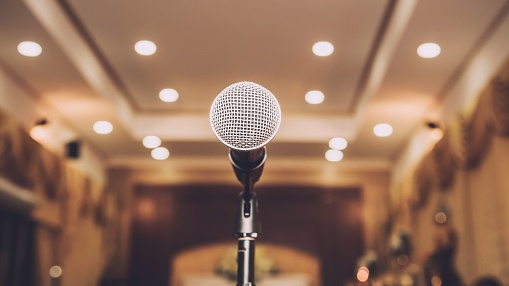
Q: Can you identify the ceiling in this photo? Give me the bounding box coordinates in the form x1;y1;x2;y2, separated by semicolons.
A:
1;0;509;178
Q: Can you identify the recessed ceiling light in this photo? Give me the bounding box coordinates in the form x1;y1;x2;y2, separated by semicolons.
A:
142;135;161;148
305;90;325;104
312;41;334;57
373;123;393;137
159;88;179;102
17;41;42;57
417;42;441;58
325;149;344;162
329;137;348;150
135;40;157;56
151;147;170;160
93;120;113;134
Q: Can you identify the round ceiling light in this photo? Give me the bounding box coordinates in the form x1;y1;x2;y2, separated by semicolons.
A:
151;147;170;160
417;42;441;58
135;40;157;56
305;90;325;104
373;123;393;137
93;120;113;134
159;88;179;102
142;135;161;148
325;149;344;162
17;41;42;57
329;137;348;150
312;41;334;57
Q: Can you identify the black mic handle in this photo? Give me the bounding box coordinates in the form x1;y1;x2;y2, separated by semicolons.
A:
229;148;266;192
230;148;265;170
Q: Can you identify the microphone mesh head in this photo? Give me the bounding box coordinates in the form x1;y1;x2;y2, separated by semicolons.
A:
210;81;281;150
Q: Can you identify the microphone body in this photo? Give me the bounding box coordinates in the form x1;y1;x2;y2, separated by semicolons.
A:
210;81;281;189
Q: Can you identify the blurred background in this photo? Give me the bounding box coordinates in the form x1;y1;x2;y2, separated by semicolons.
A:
1;0;509;285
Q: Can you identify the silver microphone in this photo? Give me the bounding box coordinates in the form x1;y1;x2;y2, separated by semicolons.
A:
210;81;281;188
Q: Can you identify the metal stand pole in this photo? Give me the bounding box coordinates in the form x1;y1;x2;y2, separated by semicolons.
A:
229;148;265;286
234;191;260;286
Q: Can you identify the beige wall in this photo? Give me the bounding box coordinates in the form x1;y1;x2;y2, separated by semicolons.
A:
0;108;114;286
410;136;509;285
390;55;509;285
31;161;113;286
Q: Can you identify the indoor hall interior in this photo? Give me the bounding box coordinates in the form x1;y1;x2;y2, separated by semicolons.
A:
1;0;509;285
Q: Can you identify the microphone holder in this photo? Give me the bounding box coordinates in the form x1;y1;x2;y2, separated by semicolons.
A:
234;191;259;286
230;148;265;286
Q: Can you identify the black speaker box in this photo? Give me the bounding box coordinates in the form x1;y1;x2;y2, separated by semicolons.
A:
66;140;81;159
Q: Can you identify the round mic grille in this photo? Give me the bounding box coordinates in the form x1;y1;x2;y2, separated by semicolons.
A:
210;81;281;150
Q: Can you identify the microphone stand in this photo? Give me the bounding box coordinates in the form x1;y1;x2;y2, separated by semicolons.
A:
230;148;265;286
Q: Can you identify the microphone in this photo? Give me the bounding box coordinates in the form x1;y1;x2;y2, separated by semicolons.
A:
210;81;281;190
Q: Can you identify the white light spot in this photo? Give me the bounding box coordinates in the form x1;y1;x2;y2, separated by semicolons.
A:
159;88;179;102
17;41;42;57
142;135;161;148
305;90;325;104
325;149;344;162
329;137;348;150
135;40;157;56
373;123;393;137
417;43;441;58
93;121;113;134
151;147;170;160
312;41;334;57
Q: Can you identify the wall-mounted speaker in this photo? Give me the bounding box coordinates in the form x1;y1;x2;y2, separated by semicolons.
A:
66;140;81;159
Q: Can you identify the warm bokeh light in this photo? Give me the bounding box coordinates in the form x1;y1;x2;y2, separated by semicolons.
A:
135;40;157;56
93;120;113;134
151;147;170;160
417;42;441;58
305;90;325;104
142;135;161;148
373;123;393;137
430;128;444;142
49;265;62;278
397;254;409;266
30;125;49;143
356;266;369;282
435;211;448;224
137;199;156;220
159;88;179;102
431;276;442;286
312;41;334;57
17;41;42;57
329;137;348;150
325;149;344;162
